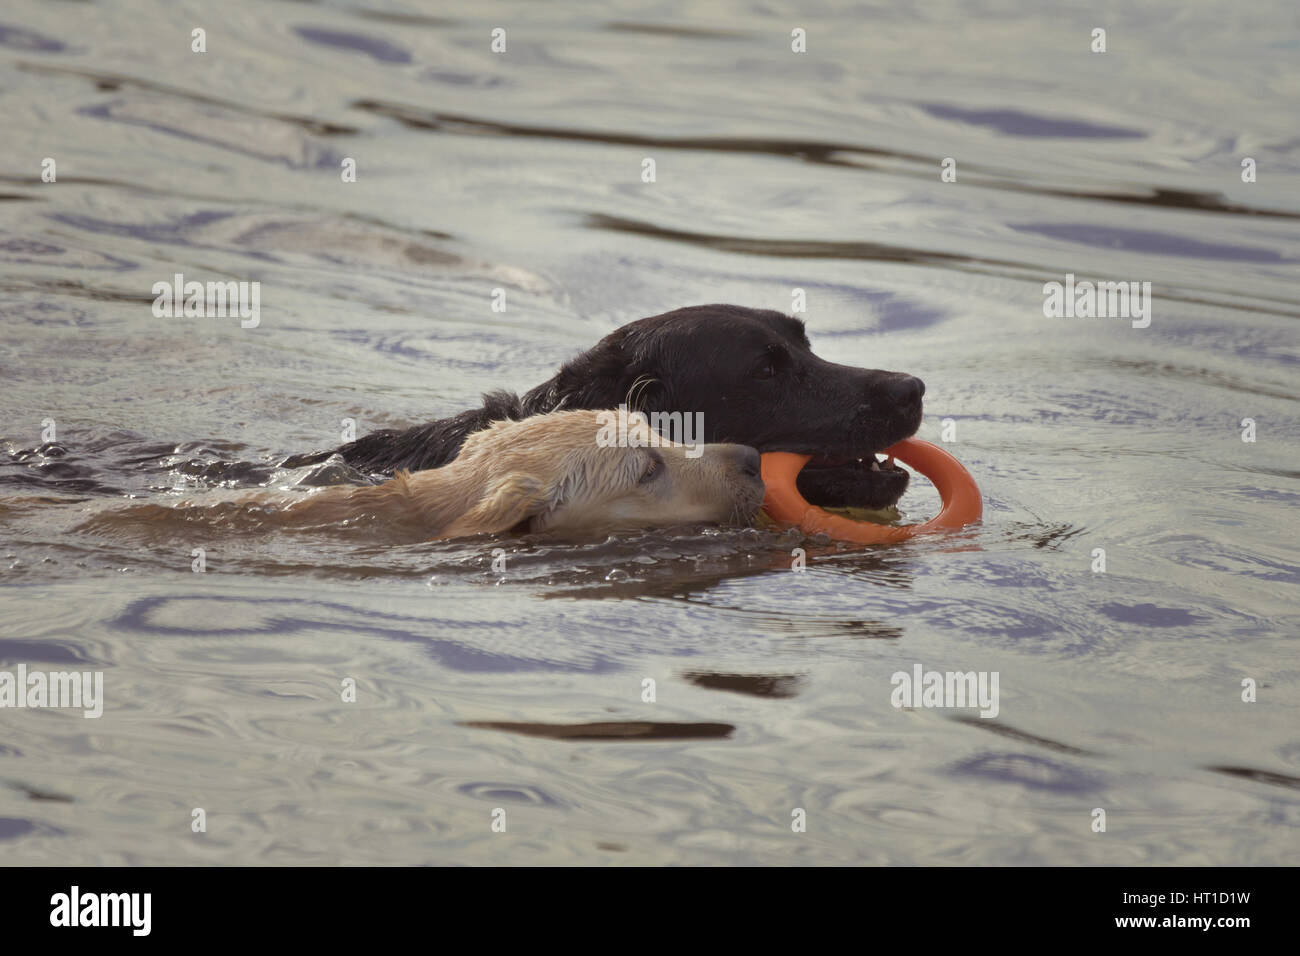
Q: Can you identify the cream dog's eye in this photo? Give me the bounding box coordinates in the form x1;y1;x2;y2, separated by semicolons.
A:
638;450;663;485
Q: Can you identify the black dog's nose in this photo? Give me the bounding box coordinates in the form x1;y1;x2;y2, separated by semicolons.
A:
734;446;761;479
886;375;925;405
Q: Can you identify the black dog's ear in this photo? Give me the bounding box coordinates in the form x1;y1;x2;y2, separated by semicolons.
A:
524;340;667;413
622;373;668;414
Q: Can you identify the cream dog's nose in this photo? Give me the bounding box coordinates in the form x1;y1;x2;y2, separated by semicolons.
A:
720;444;761;481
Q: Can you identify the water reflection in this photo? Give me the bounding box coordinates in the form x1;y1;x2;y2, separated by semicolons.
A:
0;0;1296;866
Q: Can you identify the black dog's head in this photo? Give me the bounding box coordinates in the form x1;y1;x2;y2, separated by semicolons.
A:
524;305;924;509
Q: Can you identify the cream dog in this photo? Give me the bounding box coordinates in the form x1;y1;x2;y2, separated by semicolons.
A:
273;408;764;539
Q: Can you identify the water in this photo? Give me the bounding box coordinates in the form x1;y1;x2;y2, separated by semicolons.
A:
1;0;1298;865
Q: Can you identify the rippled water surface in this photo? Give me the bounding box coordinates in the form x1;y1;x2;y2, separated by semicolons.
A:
2;0;1298;865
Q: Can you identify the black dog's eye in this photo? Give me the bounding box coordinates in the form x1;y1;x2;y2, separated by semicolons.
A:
749;347;782;380
638;449;663;485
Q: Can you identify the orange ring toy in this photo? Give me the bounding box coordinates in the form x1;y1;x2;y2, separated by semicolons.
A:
761;438;982;544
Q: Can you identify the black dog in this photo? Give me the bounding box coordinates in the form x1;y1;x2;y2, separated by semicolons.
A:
286;305;924;509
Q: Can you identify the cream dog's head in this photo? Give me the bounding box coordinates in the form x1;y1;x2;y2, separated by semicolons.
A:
322;409;766;539
426;409;764;538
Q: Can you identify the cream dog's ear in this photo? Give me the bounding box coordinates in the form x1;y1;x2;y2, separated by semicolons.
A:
435;473;548;538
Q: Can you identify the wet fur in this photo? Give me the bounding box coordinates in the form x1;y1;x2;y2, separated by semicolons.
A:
284;305;925;510
270;410;764;539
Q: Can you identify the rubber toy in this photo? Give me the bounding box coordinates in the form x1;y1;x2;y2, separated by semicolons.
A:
760;438;982;544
